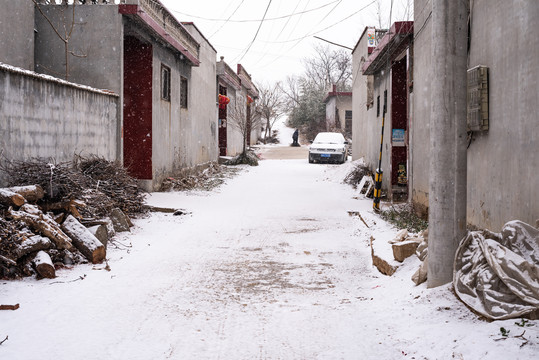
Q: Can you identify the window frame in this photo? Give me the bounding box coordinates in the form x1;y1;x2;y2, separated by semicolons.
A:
180;76;188;109
161;64;171;102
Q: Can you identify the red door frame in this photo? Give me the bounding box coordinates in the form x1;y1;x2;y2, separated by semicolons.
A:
123;36;153;180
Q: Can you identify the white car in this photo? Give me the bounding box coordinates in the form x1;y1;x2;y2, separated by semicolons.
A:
308;132;348;164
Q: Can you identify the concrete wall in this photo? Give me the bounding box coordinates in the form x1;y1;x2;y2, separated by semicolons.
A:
226;87;245;156
0;0;35;70
183;23;219;165
325;97;337;129
412;0;538;230
0;65;119;186
372;73;393;192
351;30;371;161
34;5;123;93
150;33;191;190
410;0;432;217
465;0;539;230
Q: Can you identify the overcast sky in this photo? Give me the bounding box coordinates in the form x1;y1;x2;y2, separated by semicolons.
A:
160;0;413;84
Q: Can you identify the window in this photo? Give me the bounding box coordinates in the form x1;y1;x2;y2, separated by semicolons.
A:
161;64;170;101
345;110;352;134
180;76;188;108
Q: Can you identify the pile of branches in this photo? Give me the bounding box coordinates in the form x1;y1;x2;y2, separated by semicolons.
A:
343;163;373;188
75;155;146;216
1;155;146;219
161;162;241;192
380;204;429;233
225;150;260;166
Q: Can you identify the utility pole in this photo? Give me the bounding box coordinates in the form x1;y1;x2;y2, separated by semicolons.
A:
428;0;468;287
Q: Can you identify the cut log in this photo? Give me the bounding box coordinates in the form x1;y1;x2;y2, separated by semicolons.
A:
40;200;85;219
0;188;25;207
0;254;17;266
33;251;55;279
8;185;45;203
81;218;115;239
0;304;20;311
88;224;109;249
144;205;177;213
16;235;52;259
8;207;74;251
61;215;106;264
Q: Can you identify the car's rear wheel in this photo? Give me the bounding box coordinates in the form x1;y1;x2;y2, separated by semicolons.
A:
308;155;314;163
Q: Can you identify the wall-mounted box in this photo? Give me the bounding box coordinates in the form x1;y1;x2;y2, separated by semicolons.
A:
467;65;489;132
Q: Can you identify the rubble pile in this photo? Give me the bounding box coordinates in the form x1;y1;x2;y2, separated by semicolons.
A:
0;156;146;280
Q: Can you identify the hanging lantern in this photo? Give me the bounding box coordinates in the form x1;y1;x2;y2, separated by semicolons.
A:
218;94;230;109
247;95;254;104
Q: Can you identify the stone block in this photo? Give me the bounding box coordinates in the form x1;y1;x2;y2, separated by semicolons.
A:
392;240;420;262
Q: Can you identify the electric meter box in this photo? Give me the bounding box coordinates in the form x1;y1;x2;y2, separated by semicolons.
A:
467;65;489;132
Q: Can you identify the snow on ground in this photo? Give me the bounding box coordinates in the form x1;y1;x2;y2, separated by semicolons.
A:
274;116;295;146
1;157;538;359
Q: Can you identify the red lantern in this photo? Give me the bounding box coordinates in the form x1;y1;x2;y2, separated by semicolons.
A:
247;96;254;104
218;94;230;109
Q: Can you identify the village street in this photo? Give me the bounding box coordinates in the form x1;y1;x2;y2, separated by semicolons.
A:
1;144;538;360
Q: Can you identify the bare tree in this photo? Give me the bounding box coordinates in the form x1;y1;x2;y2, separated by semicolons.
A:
255;82;284;144
32;0;88;80
302;45;352;92
283;45;352;138
228;95;262;155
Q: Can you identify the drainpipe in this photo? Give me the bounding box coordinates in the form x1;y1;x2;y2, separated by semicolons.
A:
428;0;468;287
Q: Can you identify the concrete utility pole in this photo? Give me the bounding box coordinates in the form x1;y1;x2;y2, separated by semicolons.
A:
428;0;468;287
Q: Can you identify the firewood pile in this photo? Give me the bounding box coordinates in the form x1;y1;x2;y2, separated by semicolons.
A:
0;156;146;280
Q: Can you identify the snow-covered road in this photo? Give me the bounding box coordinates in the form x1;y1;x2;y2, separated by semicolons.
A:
1;155;537;359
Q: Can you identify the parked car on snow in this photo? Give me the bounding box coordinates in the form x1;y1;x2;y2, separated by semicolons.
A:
308;132;348;164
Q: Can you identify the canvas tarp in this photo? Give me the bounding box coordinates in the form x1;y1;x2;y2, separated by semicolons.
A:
453;220;539;320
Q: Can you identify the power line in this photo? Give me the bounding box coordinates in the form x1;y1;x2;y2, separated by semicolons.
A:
314;36;353;50
235;0;273;64
168;0;340;23
260;0;377;44
207;0;245;39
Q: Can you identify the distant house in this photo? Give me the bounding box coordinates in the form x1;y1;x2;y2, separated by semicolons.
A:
217;57;243;156
323;85;352;137
0;0;220;191
216;59;259;156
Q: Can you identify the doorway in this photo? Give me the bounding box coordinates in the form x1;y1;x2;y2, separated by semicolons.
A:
123;36;153;179
391;57;408;197
218;85;227;156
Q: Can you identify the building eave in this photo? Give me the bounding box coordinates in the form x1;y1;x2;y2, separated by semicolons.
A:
362;21;413;75
119;4;201;66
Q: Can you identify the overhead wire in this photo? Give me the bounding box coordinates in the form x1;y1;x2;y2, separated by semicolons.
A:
207;0;245;39
250;0;376;75
168;0;340;23
234;0;273;64
260;0;376;44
